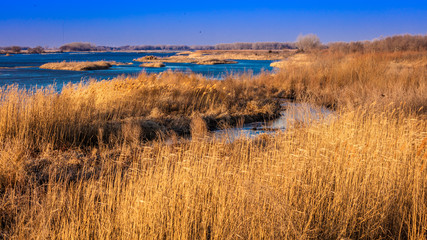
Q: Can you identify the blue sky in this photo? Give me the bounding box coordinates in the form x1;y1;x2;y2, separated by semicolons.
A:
1;0;426;47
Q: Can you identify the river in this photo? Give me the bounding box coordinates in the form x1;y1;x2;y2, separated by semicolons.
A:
0;52;273;91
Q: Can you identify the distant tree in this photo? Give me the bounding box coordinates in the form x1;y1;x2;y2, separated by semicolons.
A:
328;42;350;54
327;34;427;54
28;46;44;54
296;34;321;51
60;42;96;52
214;42;294;50
12;46;22;53
3;46;22;53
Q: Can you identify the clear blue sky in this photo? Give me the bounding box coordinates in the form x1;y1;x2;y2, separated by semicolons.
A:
1;0;426;47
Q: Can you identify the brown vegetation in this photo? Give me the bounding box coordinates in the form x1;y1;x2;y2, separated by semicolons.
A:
195;49;294;60
56;41;295;52
269;51;427;111
139;62;165;68
329;34;427;54
60;42;97;52
1;102;426;239
1;47;427;239
196;59;237;65
176;51;194;55
0;71;280;151
27;46;44;54
296;33;321;51
133;49;294;63
214;42;295;50
134;55;159;61
3;34;426;54
40;61;114;71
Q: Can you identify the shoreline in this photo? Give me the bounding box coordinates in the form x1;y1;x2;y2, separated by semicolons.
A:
1;49;296;61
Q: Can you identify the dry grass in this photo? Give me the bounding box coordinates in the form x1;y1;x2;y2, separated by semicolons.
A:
0;71;280;151
140;62;166;68
134;50;294;64
1;105;426;239
197;49;295;60
270;54;314;68
196;59;237;65
268;51;427;111
40;61;113;71
1;51;427;239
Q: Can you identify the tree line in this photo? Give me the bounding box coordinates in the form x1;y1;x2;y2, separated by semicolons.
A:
57;42;296;51
0;46;44;54
328;34;427;54
2;34;427;53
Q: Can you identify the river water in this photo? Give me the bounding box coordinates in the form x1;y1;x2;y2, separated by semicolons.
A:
213;102;334;142
0;52;331;139
0;52;273;91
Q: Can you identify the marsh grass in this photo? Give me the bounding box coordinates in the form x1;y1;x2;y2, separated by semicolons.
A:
270;51;427;111
1;105;426;239
0;71;280;151
39;61;113;71
1;51;427;239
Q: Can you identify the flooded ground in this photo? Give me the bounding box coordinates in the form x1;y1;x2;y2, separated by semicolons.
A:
213;102;334;142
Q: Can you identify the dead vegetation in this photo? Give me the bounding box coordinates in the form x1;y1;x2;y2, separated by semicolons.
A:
1;48;427;239
0;71;281;152
139;62;165;68
269;51;427;111
133;49;294;64
40;61;114;71
196;59;237;65
1;104;426;239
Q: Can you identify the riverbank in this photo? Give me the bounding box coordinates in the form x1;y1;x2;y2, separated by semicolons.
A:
39;61;132;71
2;49;295;61
40;61;114;71
134;49;294;63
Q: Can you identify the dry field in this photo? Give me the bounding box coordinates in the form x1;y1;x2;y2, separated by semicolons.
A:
1;50;427;239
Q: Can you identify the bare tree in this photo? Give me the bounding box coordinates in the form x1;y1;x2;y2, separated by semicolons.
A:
60;42;96;52
28;46;44;54
5;46;22;53
296;34;321;51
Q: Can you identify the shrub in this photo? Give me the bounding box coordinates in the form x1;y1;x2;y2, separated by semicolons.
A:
59;42;96;52
27;46;44;54
296;34;321;51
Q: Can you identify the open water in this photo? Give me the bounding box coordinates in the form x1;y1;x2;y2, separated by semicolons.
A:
0;52;273;91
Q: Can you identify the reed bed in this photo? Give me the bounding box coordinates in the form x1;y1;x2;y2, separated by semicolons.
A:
1;105;426;239
270;51;427;111
0;71;279;151
0;51;426;239
39;61;113;71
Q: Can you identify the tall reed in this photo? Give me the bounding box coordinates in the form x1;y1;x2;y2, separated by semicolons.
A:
2;106;426;239
1;51;427;239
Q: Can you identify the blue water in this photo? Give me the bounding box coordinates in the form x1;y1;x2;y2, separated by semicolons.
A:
0;52;273;90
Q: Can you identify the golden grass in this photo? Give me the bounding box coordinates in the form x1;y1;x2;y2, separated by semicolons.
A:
1;105;426;239
1;51;427;239
139;62;166;68
40;61;113;71
0;71;280;151
270;54;314;68
267;51;427;111
134;50;294;64
197;49;295;60
196;59;237;65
